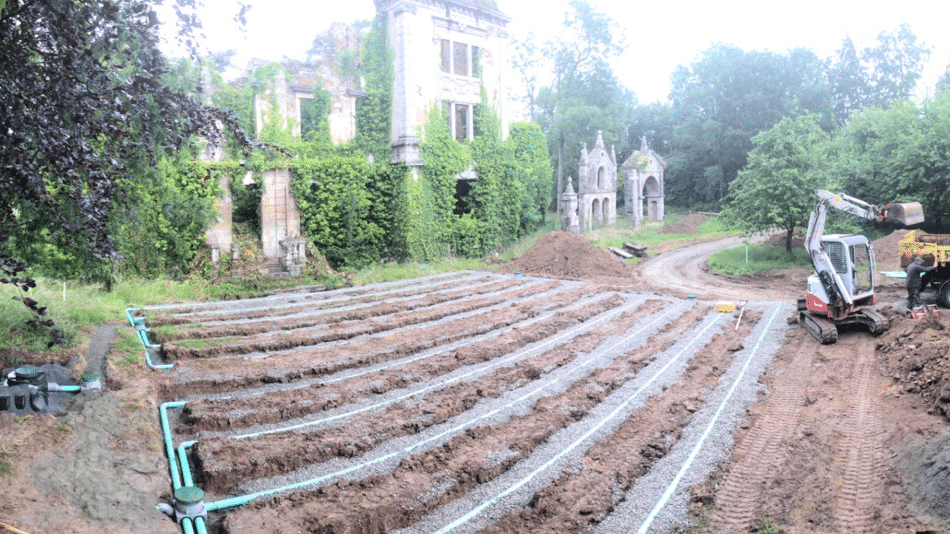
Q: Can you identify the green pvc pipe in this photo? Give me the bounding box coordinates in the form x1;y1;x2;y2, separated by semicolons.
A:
182;518;195;534
194;516;208;534
125;308;140;327
177;441;198;488
49;384;82;393
160;401;187;490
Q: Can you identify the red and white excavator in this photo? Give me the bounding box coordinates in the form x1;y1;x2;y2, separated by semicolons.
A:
798;190;924;344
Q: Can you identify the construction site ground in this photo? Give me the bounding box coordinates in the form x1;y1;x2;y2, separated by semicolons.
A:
2;227;950;534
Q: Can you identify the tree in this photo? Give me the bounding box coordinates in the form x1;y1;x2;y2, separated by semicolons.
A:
938;62;950;93
721;114;830;252
832;95;950;231
530;1;632;205
0;0;252;344
827;25;930;125
667;44;832;209
827;36;871;125
862;24;930;108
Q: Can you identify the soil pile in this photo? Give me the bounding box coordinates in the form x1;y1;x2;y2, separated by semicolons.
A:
877;308;950;421
768;230;805;249
660;213;709;235
872;229;912;271
509;232;632;280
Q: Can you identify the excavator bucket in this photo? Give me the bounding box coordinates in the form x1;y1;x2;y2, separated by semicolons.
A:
886;202;925;226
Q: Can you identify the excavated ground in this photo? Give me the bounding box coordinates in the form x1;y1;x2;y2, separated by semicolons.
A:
3;229;949;534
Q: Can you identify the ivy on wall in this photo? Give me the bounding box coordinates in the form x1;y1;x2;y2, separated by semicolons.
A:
355;15;394;164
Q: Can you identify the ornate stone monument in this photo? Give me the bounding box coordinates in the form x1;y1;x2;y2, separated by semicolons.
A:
622;136;666;227
576;131;617;232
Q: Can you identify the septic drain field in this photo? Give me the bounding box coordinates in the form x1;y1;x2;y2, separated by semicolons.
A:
130;270;794;534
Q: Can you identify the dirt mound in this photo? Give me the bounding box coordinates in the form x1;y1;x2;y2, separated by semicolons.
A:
877;308;950;421
767;230;805;249
872;229;912;271
660;213;709;235
509;232;632;280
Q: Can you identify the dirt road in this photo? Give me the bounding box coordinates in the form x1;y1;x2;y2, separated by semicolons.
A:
638;235;804;302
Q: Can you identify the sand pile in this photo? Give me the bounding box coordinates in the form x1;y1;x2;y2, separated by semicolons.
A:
509;232;632;280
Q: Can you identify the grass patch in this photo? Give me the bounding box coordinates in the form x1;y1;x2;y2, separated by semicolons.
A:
587;214;735;258
709;244;811;276
0;448;12;477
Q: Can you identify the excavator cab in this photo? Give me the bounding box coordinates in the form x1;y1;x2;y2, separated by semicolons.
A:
805;234;876;312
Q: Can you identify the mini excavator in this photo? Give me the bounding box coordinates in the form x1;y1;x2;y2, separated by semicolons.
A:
798;190;924;344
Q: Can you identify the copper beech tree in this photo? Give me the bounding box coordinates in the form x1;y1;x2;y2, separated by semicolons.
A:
0;0;252;345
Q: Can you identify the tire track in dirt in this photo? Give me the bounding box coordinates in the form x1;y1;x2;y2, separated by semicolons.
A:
710;330;815;530
833;336;887;533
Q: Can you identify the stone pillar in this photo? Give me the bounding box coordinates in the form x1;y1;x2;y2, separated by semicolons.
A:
260;169;302;261
561;181;579;234
279;238;307;276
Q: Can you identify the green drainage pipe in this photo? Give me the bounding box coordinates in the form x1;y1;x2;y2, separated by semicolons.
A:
136;323;174;371
160;401;187;489
177;441;198;487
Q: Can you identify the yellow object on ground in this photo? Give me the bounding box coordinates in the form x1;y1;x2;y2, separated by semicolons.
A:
716;302;736;313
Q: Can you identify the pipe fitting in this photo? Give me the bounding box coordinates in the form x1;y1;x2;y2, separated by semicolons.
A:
80;372;102;392
158;486;208;527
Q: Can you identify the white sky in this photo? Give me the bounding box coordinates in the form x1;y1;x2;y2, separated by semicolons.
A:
164;0;950;105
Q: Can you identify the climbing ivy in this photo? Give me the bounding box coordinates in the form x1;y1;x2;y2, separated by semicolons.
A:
291;154;385;269
419;105;472;256
356;16;394;164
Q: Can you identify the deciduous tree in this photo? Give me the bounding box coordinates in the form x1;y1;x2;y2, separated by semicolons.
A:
0;0;252;344
721;114;830;252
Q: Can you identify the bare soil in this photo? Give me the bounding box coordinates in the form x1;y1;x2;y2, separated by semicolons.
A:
3;229;949;534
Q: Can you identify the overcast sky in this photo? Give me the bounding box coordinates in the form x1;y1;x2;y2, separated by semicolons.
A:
164;0;950;105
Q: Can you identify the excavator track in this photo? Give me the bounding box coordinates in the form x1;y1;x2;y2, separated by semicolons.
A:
853;308;888;336
800;311;838;344
799;308;888;345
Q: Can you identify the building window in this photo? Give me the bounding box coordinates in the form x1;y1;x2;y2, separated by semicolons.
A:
298;97;319;139
445;102;473;142
454;103;468;140
441;39;451;72
440;39;480;78
453;42;469;76
471;46;481;77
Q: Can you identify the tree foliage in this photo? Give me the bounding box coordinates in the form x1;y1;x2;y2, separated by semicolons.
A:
831;94;950;230
666;45;833;208
721;114;829;252
827;25;930;125
0;0;253;344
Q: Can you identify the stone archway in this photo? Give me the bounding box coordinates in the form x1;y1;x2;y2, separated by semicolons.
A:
643;175;661;222
592;197;602;229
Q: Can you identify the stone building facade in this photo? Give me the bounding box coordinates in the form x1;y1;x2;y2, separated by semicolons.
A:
622;136;666;227
376;0;511;166
208;3;513;271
